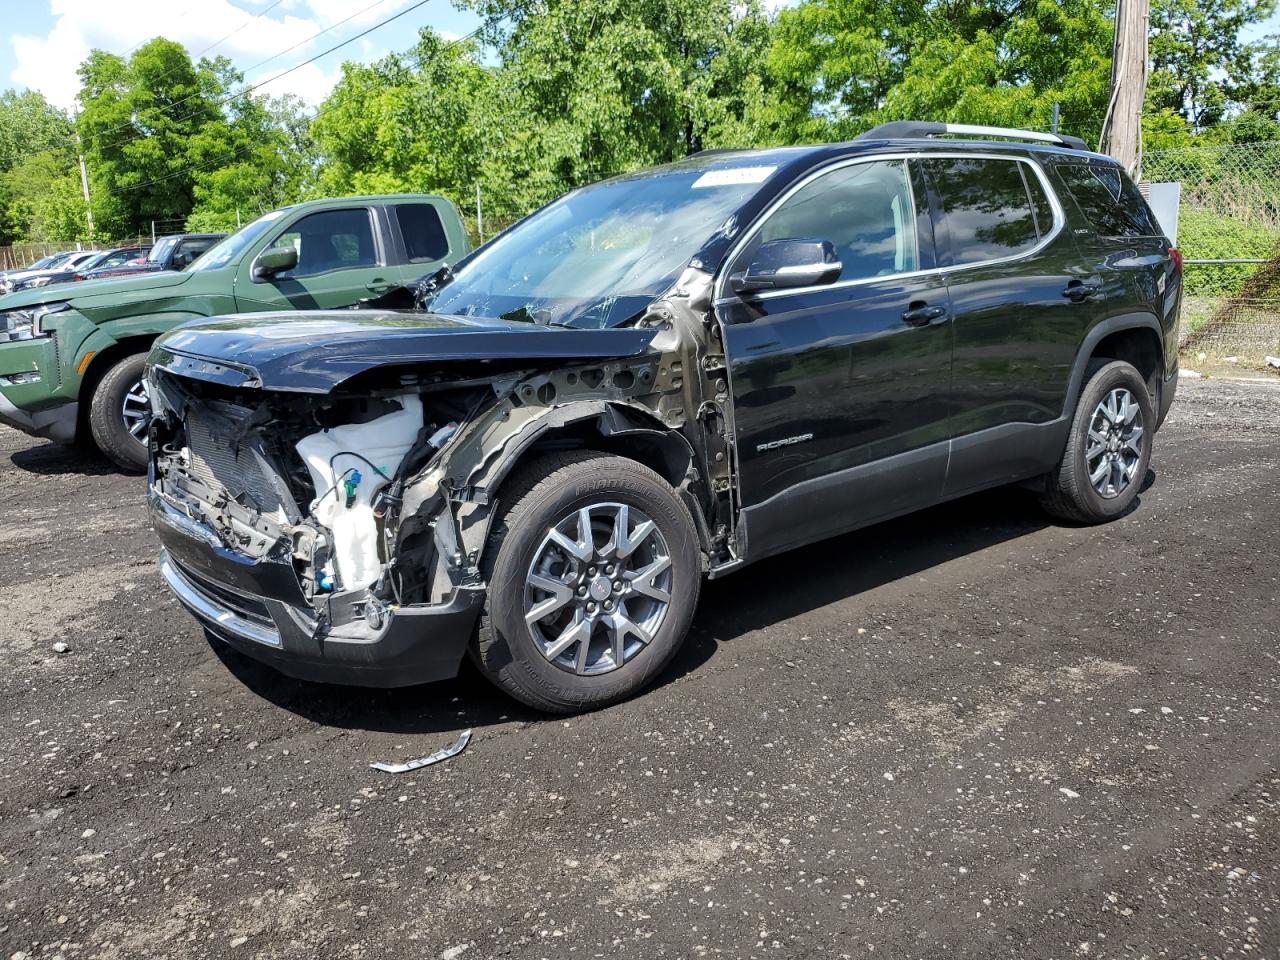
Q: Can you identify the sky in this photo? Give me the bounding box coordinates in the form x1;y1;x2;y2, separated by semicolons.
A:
1;0;1278;115
0;0;483;109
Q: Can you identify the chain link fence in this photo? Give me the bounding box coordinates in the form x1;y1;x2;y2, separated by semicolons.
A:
1144;142;1280;369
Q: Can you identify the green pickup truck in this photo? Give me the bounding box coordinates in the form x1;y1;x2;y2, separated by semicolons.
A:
0;194;469;470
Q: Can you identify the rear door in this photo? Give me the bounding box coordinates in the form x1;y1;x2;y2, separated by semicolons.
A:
922;153;1099;495
387;201;466;288
233;206;397;311
719;157;952;558
1053;161;1180;374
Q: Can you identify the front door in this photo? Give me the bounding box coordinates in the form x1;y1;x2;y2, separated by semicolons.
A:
234;206;397;311
717;158;953;559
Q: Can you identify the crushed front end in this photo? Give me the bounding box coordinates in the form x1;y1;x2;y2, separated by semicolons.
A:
146;350;488;687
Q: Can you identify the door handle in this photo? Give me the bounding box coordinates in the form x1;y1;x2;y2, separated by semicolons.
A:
1062;279;1101;302
366;279;394;293
901;302;947;326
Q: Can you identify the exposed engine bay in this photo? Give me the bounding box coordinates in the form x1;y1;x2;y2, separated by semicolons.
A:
145;266;739;645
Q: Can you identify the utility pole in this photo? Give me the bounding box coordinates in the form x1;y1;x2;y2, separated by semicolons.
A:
1100;0;1149;176
76;136;94;237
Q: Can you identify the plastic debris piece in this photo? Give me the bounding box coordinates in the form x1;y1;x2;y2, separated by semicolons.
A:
370;729;472;774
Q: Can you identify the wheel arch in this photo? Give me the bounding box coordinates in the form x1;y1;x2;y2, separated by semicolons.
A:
75;334;159;441
466;400;714;561
1064;313;1165;425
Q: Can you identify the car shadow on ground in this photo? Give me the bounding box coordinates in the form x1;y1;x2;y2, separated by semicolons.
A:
8;440;123;477
214;476;1163;738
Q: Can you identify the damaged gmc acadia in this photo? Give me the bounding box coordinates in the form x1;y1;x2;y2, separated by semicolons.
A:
148;123;1181;713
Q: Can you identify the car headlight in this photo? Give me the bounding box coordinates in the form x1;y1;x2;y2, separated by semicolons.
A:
17;276;52;290
0;302;68;343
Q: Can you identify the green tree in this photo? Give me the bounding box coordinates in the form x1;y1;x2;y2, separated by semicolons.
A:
1148;0;1278;130
762;0;1113;144
0;89;77;243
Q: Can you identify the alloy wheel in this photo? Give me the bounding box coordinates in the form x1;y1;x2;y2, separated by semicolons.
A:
524;502;673;676
1086;387;1144;499
121;380;149;441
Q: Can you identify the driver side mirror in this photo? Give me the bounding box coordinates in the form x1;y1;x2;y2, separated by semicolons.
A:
252;244;299;281
730;238;842;295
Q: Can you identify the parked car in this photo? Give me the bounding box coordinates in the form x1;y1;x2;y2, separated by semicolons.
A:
146;123;1182;713
82;233;224;281
0;251;101;294
0;195;468;470
71;245;153;281
0;251;77;287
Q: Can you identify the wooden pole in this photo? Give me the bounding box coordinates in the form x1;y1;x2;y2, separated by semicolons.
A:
1100;0;1149;176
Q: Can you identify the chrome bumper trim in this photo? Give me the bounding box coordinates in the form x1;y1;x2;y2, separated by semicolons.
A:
160;553;283;649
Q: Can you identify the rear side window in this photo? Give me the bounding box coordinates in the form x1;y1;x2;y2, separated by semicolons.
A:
924;157;1049;265
396;204;449;262
1055;163;1160;238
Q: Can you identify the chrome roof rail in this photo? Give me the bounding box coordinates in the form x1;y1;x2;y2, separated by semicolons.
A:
857;121;1089;152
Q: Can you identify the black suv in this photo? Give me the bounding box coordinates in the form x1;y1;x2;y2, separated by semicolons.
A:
146;123;1181;713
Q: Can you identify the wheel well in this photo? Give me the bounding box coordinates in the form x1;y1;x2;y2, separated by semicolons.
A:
1090;327;1163;397
75;336;155;439
482;412;714;554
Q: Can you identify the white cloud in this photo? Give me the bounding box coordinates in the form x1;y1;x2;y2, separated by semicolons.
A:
7;0;421;110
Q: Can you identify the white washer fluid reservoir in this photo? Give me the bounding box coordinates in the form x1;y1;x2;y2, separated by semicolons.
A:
295;394;424;591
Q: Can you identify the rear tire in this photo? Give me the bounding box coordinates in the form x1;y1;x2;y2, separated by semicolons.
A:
1040;359;1153;523
88;353;149;473
472;450;701;714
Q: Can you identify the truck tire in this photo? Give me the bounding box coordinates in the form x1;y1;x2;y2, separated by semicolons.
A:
1040;359;1154;523
473;450;701;714
88;353;150;473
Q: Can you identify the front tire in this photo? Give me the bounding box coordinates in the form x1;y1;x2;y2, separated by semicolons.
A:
88;353;149;472
1040;359;1154;523
473;450;701;714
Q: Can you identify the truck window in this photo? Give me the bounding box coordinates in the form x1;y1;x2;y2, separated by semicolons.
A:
396;204;449;262
738;159;919;282
925;157;1044;265
274;209;379;279
1055;163;1161;238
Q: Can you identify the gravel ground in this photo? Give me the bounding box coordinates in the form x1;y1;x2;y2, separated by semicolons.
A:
1;377;1277;960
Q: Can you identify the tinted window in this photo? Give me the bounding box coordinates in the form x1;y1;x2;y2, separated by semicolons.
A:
926;157;1042;265
397;204;449;262
177;238;215;264
274;209;378;278
742;159;918;282
1056;163;1160;238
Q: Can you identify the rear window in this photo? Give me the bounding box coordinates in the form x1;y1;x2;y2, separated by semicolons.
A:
924;157;1049;265
1055;163;1161;238
396;204;449;263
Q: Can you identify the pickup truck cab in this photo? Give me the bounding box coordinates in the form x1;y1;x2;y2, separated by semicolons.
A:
80;234;220;281
0;195;468;470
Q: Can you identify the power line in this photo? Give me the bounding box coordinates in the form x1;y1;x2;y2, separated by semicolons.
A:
115;22;490;195
85;0;401;151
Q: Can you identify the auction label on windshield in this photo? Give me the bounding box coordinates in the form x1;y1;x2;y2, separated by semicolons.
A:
692;166;776;189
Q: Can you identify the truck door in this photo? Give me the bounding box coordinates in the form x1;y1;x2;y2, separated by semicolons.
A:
234;206;397;311
717;157;953;559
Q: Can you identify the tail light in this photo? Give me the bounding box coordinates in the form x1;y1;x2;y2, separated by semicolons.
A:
1169;248;1183;273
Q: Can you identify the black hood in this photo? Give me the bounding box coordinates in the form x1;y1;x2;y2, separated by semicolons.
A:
150;310;659;393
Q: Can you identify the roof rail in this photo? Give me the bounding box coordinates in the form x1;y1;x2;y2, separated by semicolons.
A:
857;121;1089;152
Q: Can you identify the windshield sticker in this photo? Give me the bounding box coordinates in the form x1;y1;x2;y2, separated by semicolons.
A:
692;166;776;189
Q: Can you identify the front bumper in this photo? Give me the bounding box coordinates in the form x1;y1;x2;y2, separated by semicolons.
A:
152;492;484;688
0;390;77;442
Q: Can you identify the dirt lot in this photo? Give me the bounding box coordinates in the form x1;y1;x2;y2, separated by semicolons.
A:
1;377;1278;960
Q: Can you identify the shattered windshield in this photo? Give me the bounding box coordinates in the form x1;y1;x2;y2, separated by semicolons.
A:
423;164;774;328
